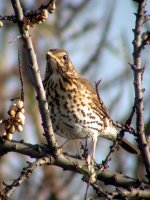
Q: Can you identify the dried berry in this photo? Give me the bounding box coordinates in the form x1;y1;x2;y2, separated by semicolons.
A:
0;21;3;27
15;112;25;121
9;125;16;133
6;133;13;141
17;100;24;109
9;104;18;112
20;108;25;114
19;118;25;125
48;2;56;14
8;110;16;118
41;9;48;19
16;124;23;132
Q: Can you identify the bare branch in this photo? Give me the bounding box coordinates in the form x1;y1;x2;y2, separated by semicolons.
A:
111;188;150;199
1;157;51;199
10;0;57;150
1;139;149;190
18;50;24;101
132;0;150;180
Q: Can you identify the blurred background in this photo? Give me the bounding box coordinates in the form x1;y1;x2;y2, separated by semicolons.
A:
0;0;150;199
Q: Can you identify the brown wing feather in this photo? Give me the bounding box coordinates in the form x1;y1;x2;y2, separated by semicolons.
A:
78;77;140;155
79;77;110;119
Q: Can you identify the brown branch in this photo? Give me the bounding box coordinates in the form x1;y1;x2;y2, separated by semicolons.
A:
0;139;47;158
0;15;16;22
0;0;55;23
84;181;111;200
111;188;150;199
132;0;150;180
18;50;24;101
125;102;136;126
0;139;149;191
10;0;57;150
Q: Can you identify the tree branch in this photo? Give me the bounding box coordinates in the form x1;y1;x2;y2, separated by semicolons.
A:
10;0;57;150
0;139;149;191
132;0;150;180
0;157;51;199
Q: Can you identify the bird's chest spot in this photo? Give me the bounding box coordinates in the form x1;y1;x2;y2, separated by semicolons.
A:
46;80;103;139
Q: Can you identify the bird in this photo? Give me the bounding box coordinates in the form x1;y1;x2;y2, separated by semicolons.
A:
43;49;139;159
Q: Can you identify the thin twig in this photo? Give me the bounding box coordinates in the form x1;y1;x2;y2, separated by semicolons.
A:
1;157;51;199
99;140;119;170
0;15;16;22
18;50;24;101
126;103;136;126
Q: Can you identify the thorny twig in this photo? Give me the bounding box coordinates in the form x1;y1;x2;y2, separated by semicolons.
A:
0;157;50;199
83;179;111;200
97;140;119;171
0;15;16;22
0;0;56;23
132;0;150;181
126;103;136;126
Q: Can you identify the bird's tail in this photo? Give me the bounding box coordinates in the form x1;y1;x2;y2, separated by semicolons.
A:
101;120;140;155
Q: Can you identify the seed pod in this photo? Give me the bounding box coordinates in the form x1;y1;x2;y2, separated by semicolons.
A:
9;104;18;112
19;118;25;125
2;131;7;136
20;108;25;114
37;21;42;24
15;112;25;121
24;24;30;30
6;133;13;141
41;18;46;23
0;21;3;27
48;2;56;14
8;110;16;118
16;124;23;132
9;125;16;133
14;121;19;127
142;32;148;40
41;9;48;19
17;100;24;109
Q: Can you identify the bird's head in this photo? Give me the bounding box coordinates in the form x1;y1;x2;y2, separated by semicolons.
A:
44;49;78;82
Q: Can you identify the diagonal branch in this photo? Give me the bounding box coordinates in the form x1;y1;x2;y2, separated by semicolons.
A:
10;0;57;150
0;157;51;199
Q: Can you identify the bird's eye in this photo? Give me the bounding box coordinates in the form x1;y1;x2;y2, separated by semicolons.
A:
62;54;68;62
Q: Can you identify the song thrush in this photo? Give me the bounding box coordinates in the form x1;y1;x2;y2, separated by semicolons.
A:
43;49;139;158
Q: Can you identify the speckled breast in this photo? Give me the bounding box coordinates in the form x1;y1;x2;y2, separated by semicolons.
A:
45;75;103;140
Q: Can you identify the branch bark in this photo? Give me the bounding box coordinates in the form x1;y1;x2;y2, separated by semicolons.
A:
10;0;57;150
132;0;150;180
0;140;149;191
